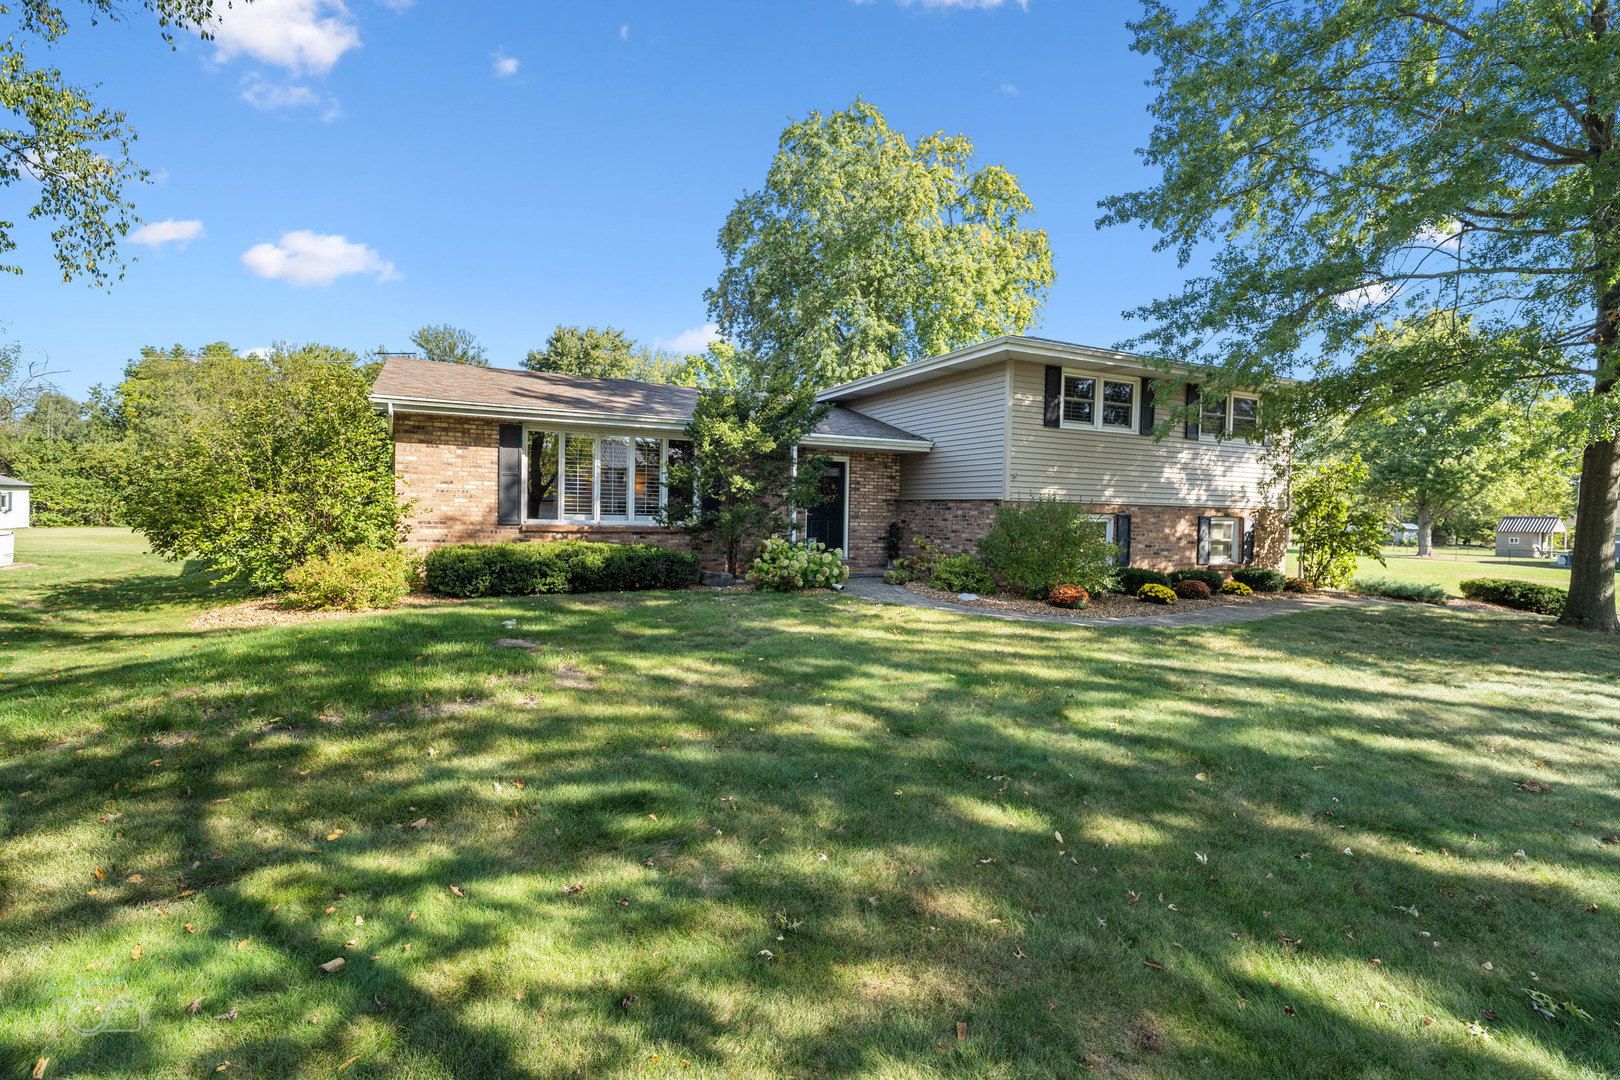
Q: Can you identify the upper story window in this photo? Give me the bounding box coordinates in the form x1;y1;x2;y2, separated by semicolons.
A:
1062;376;1094;424
1201;393;1227;434
1231;395;1259;434
1062;370;1136;431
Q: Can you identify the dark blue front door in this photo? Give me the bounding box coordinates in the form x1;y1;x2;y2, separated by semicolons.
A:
805;461;846;554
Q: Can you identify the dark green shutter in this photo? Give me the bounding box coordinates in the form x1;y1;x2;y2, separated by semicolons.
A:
1185;384;1200;440
1196;516;1211;564
1114;514;1132;567
1139;378;1156;435
497;424;522;525
1043;366;1062;427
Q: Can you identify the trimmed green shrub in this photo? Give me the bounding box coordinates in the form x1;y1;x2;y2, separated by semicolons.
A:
1117;568;1172;594
1231;567;1286;592
892;538;944;583
1220;580;1254;596
1137;583;1176;605
976;497;1119;598
1173;579;1211;600
748;538;849;591
1458;577;1566;615
930;553;997;595
882;569;909;585
424;541;700;598
1170;568;1225;592
284;547;415;610
1350;576;1448;605
1283;577;1315;593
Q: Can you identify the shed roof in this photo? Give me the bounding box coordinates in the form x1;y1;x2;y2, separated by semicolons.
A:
0;475;32;488
1496;516;1565;533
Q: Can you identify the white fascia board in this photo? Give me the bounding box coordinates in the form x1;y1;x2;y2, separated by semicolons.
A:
371;396;688;435
817;335;1296;402
799;434;933;453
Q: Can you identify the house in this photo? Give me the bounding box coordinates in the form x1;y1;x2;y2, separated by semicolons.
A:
0;475;32;567
1494;515;1564;558
1389;522;1419;544
369;335;1287;573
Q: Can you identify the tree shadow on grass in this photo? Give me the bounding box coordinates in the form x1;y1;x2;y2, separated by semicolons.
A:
0;593;1617;1077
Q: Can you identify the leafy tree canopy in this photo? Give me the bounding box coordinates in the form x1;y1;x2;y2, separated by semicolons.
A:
660;356;832;575
2;1;249;284
522;324;699;385
120;343;408;590
1289;456;1388;588
409;324;488;366
707;98;1055;389
1102;0;1620;630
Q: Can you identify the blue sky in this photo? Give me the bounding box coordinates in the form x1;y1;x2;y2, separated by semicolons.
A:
9;0;1185;399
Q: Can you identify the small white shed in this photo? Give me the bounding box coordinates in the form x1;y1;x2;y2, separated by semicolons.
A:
0;475;32;567
1494;515;1564;558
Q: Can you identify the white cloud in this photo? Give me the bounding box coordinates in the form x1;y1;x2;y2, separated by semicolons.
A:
492;52;520;77
210;0;361;76
241;230;399;286
238;346;275;359
997;82;1018;95
656;323;721;354
619;24;629;39
129;219;205;250
241;77;342;119
1336;280;1399;312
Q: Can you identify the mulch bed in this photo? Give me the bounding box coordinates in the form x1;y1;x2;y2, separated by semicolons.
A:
189;592;454;631
902;580;1293;620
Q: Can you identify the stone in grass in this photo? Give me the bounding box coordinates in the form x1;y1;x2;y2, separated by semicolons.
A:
957;593;978;602
700;571;735;588
493;639;540;649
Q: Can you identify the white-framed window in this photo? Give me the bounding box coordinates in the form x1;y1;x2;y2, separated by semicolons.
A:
1208;517;1238;564
1062;370;1136;431
1508;536;1521;545
1198;392;1260;437
524;429;681;524
0;492;10;514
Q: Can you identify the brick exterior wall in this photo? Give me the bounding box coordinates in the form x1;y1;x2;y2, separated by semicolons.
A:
394;412;902;571
895;498;1286;574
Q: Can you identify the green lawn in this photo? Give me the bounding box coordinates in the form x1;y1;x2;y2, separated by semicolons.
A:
2;528;1619;1079
1283;545;1574;597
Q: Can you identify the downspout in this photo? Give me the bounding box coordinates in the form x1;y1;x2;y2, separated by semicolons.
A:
789;443;799;543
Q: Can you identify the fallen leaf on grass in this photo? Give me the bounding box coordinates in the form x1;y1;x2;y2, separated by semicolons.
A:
408;818;428;830
1054;831;1063;844
757;949;774;959
318;958;345;973
337;1057;360;1072
1466;1022;1490;1038
448;885;464;897
562;883;584;895
214;1007;237;1021
956;1021;967;1040
236;940;249;950
408;911;418;922
1481;1008;1500;1021
32;1058;47;1080
1513;781;1553;793
126;874;143;884
1143;960;1164;970
344;939;358;949
326;830;343;842
130;945;143;960
1600;836;1620;846
185;923;195;933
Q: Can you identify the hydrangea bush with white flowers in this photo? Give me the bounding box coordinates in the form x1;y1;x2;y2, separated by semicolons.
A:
747;538;849;592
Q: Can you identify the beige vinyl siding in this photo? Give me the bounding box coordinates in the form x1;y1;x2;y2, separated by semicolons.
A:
1007;360;1276;507
840;362;1008;500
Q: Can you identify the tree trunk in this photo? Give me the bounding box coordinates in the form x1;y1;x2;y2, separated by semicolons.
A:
1415;500;1433;557
1560;436;1619;631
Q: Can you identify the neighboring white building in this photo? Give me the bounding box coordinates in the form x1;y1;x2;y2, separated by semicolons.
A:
0;475;31;567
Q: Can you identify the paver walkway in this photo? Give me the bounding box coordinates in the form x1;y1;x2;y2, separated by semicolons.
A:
841;575;1392;628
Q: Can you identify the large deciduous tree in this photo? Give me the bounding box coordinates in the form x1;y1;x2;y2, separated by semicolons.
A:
706;99;1056;389
1101;1;1620;631
3;1;249;284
